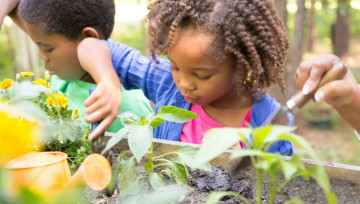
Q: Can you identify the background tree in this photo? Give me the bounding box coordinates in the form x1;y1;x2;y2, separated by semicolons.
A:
307;0;317;52
331;0;350;59
289;0;306;99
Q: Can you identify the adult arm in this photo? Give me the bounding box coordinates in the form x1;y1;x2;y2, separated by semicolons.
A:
295;54;360;133
0;0;26;31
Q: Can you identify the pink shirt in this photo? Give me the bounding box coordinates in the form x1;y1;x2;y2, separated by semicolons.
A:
180;104;252;148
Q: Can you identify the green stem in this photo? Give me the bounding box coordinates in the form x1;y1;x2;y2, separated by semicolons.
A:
153;163;171;168
269;174;279;204
148;144;154;173
152;151;178;160
277;174;299;191
256;169;262;204
153;158;171;163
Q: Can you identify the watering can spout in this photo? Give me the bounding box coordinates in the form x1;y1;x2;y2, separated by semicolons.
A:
5;152;112;196
65;153;112;191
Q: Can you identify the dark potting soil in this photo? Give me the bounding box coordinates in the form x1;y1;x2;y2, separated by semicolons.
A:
82;164;360;204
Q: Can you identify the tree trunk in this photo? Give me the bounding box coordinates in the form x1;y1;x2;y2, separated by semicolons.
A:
331;0;350;59
307;0;317;52
288;0;306;99
322;0;328;9
274;0;287;26
270;0;288;104
7;23;40;78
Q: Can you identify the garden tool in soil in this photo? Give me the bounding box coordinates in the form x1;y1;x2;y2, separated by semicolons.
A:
230;62;348;174
264;61;348;126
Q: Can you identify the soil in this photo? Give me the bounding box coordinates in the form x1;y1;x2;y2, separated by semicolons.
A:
82;163;360;204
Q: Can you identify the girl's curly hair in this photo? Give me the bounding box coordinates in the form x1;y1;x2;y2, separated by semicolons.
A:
147;0;289;94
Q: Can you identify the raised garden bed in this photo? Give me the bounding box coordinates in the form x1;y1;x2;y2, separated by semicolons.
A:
83;134;360;203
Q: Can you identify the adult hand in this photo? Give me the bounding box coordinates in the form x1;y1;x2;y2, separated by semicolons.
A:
295;54;360;133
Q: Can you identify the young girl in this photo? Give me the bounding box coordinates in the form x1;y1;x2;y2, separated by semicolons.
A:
79;0;294;155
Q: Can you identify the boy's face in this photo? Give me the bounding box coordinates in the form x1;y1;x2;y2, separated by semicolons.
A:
168;30;239;107
24;22;87;81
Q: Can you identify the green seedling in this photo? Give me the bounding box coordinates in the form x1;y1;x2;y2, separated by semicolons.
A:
194;126;337;204
102;106;211;198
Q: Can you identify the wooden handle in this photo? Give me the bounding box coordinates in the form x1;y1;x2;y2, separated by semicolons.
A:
290;62;348;109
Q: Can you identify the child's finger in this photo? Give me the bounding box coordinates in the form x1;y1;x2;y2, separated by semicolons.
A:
84;87;102;106
88;116;115;141
85;106;111;123
85;97;109;115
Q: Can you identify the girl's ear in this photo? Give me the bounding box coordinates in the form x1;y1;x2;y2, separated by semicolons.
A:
81;27;100;39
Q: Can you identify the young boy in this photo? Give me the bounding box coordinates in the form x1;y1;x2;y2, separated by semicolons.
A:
2;0;153;133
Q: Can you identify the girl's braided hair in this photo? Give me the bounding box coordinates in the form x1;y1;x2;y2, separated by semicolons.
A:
147;0;289;94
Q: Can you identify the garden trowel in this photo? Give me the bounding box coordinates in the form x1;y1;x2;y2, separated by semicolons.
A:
231;62;348;175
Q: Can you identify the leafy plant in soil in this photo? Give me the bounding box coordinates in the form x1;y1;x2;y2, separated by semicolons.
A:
194;126;337;204
102;106;211;199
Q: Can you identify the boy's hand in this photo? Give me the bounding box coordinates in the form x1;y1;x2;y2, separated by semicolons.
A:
85;78;122;141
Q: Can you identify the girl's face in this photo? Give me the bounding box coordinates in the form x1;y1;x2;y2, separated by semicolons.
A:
168;30;239;107
24;22;88;81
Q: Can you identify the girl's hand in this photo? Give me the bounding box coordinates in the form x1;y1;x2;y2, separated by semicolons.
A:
85;78;122;141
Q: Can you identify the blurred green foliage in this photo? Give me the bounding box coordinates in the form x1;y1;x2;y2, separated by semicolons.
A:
0;29;12;80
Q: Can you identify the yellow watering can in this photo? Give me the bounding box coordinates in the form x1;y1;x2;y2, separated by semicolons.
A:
5;151;111;195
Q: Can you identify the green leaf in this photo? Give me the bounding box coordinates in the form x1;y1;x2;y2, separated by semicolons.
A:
163;168;172;179
308;165;337;204
283;198;305;204
252;126;272;149
281;160;298;180
149;106;198;128
174;146;212;171
263;125;296;144
128;125;153;162
102;126;130;154
194;128;250;168
149;172;165;189
6;81;51;102
121;184;189;204
117;156;142;198
206;191;250;204
144;161;152;172
170;162;188;184
277;133;318;160
118;111;140;126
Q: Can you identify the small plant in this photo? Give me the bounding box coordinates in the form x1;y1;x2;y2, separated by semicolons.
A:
0;73;91;170
102;106;211;198
194;126;337;204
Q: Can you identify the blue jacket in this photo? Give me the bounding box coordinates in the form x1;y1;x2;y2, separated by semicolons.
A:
104;39;294;155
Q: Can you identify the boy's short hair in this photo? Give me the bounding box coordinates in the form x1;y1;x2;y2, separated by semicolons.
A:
19;0;115;40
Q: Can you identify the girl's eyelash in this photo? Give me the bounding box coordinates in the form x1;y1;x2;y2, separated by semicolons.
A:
195;74;211;81
45;48;54;53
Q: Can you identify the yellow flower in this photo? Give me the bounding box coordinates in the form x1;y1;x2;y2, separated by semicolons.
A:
32;79;51;88
20;72;34;77
0;79;14;90
71;108;80;120
46;94;69;108
0;105;43;165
